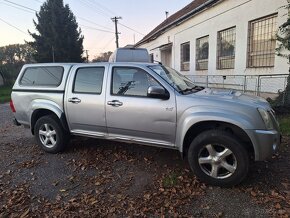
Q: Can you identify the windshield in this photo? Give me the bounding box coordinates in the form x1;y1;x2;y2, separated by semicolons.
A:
148;65;203;94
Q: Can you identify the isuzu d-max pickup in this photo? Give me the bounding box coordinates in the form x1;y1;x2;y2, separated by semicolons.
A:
10;62;281;186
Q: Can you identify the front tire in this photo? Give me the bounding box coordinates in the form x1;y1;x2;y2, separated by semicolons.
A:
34;115;69;153
188;130;249;187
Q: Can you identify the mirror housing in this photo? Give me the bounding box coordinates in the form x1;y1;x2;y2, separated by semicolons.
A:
147;86;170;100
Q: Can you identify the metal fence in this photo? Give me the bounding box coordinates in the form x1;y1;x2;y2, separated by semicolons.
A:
187;74;289;103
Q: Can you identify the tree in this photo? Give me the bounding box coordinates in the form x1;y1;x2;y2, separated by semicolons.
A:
276;4;290;60
29;0;84;63
0;44;35;85
274;3;290;106
0;44;35;65
92;51;113;62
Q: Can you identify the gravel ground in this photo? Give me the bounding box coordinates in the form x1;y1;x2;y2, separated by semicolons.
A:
0;103;289;217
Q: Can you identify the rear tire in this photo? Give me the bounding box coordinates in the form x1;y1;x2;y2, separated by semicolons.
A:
188;130;249;187
34;115;69;153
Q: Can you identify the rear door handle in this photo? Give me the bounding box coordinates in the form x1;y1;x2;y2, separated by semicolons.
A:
68;97;81;104
107;100;123;107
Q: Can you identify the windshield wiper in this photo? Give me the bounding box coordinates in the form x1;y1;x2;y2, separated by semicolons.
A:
180;86;204;94
117;81;134;95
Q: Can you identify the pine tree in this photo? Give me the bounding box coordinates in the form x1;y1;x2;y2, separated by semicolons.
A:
29;0;84;63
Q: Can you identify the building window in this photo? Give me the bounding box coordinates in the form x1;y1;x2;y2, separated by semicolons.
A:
247;14;277;67
196;36;209;70
180;42;190;71
217;27;236;69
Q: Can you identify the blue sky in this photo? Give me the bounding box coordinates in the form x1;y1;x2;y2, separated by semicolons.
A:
0;0;192;58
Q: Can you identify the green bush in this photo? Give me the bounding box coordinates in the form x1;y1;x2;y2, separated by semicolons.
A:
278;115;290;136
0;86;12;103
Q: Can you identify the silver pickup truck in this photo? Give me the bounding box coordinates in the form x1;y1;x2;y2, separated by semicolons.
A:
10;62;281;186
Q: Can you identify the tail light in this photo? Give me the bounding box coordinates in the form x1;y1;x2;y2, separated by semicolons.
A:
10;100;16;112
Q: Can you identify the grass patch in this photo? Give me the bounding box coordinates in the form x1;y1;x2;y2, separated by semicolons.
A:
278;115;290;136
0;86;12;103
162;172;179;188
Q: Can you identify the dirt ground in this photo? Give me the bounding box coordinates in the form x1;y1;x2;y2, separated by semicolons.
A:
0;103;289;217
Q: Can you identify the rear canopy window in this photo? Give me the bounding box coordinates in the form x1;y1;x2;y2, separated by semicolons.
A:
20;66;64;86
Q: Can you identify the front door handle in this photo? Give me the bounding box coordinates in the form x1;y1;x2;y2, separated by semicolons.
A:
68;97;81;104
107;100;123;107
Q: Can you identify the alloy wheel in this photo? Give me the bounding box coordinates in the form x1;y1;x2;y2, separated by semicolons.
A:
198;144;237;179
39;123;57;148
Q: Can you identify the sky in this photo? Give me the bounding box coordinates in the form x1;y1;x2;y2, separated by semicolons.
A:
0;0;192;59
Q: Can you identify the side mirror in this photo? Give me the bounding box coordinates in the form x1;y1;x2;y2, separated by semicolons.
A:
147;86;170;100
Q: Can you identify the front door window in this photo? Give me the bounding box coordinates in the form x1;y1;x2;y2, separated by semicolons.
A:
112;67;160;97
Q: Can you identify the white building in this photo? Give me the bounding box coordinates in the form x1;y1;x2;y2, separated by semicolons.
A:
136;0;289;94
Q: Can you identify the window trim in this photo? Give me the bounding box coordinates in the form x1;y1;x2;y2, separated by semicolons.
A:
110;66;167;98
180;41;190;71
247;13;278;68
72;66;105;95
196;35;209;71
216;26;236;70
19;66;64;87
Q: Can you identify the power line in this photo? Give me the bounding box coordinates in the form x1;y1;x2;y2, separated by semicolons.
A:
80;24;114;33
81;0;111;18
102;37;115;51
1;0;142;47
118;22;145;36
81;0;144;38
89;0;116;16
77;16;112;31
0;17;30;36
3;0;37;12
0;2;34;14
31;0;44;4
1;1;114;33
84;0;115;18
75;1;144;38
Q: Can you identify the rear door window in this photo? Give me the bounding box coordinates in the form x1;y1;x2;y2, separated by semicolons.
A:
73;67;105;94
20;66;64;86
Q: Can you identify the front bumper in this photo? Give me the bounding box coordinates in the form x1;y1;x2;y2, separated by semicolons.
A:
245;129;281;161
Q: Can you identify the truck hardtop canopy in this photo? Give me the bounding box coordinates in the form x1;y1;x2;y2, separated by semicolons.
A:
109;47;150;63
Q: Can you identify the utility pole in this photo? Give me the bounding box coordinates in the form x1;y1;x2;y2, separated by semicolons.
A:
85;50;89;63
52;46;55;63
111;16;122;48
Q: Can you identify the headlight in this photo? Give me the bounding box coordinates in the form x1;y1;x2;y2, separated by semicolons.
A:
258;108;274;130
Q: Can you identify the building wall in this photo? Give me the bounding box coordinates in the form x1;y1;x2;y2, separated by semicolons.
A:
139;0;289;90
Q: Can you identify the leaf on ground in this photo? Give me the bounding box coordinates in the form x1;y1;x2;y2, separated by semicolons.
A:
282;182;290;189
52;181;59;186
20;208;30;218
251;191;257;197
275;203;282;209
